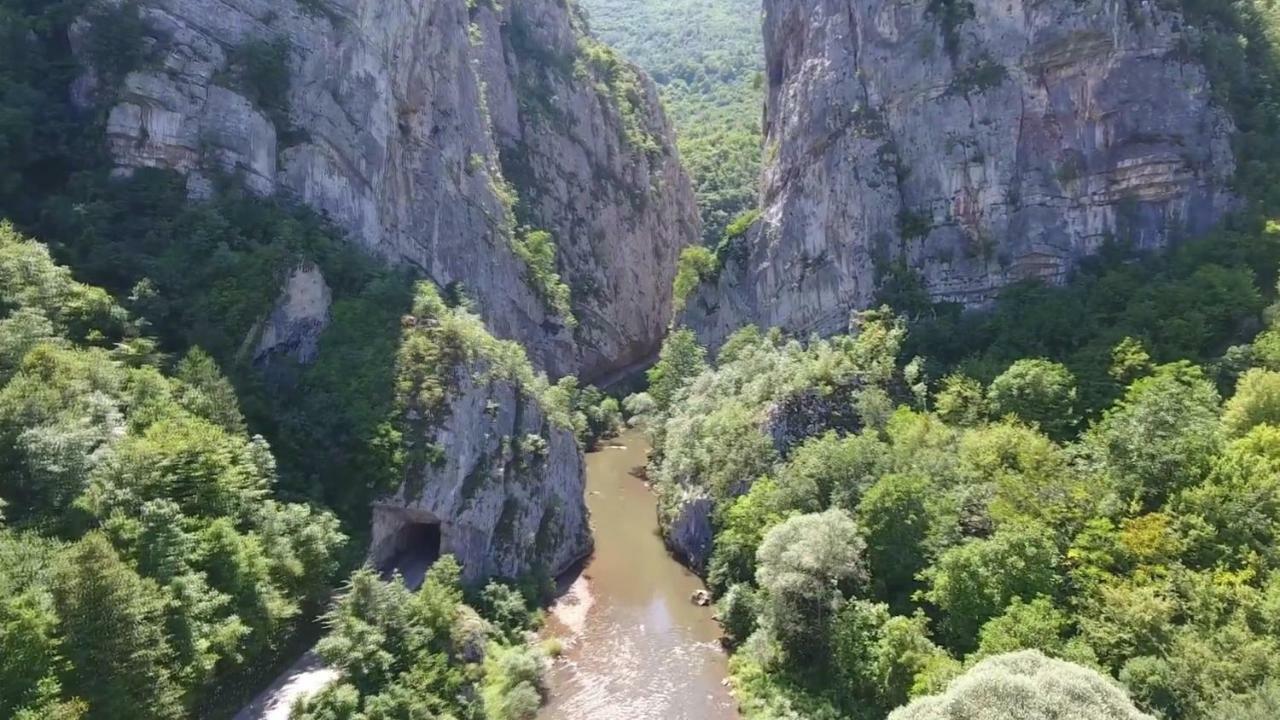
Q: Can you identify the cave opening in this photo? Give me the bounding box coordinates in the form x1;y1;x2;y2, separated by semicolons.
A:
378;519;442;589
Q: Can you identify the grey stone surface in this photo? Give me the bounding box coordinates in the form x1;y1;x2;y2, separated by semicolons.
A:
77;0;698;380
369;366;590;585
686;0;1237;350
252;263;332;366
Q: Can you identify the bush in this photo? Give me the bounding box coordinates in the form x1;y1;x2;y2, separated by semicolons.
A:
673;245;717;312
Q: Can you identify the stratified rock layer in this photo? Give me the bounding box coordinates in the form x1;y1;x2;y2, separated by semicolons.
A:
687;0;1236;348
76;0;697;380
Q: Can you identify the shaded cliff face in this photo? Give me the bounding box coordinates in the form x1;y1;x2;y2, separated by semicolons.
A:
75;0;697;380
687;0;1237;348
367;283;591;585
370;368;590;585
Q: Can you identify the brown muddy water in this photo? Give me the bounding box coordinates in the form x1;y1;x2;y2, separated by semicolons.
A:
540;429;739;720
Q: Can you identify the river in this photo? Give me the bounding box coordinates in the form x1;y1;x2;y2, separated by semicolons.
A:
540;429;739;720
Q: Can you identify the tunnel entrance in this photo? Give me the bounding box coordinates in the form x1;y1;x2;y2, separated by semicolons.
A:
381;521;440;589
371;506;443;590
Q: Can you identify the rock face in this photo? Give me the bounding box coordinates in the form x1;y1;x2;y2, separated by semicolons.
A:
686;0;1237;348
251;263;331;366
370;363;590;585
76;0;697;380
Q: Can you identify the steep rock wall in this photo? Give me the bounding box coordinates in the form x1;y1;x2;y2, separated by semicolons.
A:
75;0;697;380
686;0;1236;348
370;366;589;585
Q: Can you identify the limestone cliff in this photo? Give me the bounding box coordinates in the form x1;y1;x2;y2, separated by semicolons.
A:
686;0;1237;348
369;283;590;584
74;0;698;380
369;368;590;584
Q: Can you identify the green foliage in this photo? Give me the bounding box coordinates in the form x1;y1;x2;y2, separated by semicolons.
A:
986;359;1078;439
1088;362;1222;509
648;298;1280;718
0;229;347;715
922;524;1061;653
888;651;1153;720
1222;368;1280;435
304;557;547;720
717;583;759;645
646;326;708;413
858;473;934;611
543;376;622;449
672;245;717;312
226;37;294;132
934;374;987;427
755;509;867;666
831;601;949;715
511;228;575;327
578;0;763;243
902;231;1277;419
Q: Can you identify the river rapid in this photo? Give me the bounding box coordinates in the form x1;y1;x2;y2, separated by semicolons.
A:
539;429;739;720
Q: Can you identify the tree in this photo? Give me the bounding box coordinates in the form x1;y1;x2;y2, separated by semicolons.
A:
707;478;798;592
716;583;758;645
1089;362;1222;508
987;359;1078;439
888;650;1154;720
922;524;1061;654
672;245;717;311
934;374;987;427
52;533;183;719
173;349;246;434
974;596;1091;662
1223;368;1280;436
832;601;951;714
756;509;868;665
782;430;891;510
647;327;708;413
857;473;933;611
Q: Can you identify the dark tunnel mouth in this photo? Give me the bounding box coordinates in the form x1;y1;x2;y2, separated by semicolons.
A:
383;520;442;571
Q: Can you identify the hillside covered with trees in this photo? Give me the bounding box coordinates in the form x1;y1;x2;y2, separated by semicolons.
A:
578;0;763;244
637;2;1280;716
641;297;1280;719
9;0;1280;718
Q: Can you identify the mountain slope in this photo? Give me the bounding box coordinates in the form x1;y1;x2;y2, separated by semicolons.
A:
578;0;764;244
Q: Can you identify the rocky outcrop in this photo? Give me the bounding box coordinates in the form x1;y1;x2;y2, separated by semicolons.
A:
75;0;697;380
370;366;590;584
661;494;715;573
686;0;1237;349
250;262;331;365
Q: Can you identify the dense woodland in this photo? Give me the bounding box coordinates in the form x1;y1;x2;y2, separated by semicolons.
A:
578;0;764;243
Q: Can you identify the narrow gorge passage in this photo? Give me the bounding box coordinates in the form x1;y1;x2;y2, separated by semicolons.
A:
540;430;738;720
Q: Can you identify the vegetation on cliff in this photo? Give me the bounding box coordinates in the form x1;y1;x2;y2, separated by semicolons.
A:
0;1;619;716
291;559;553;720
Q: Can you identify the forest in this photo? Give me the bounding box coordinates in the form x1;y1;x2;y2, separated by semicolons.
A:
640;296;1280;719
